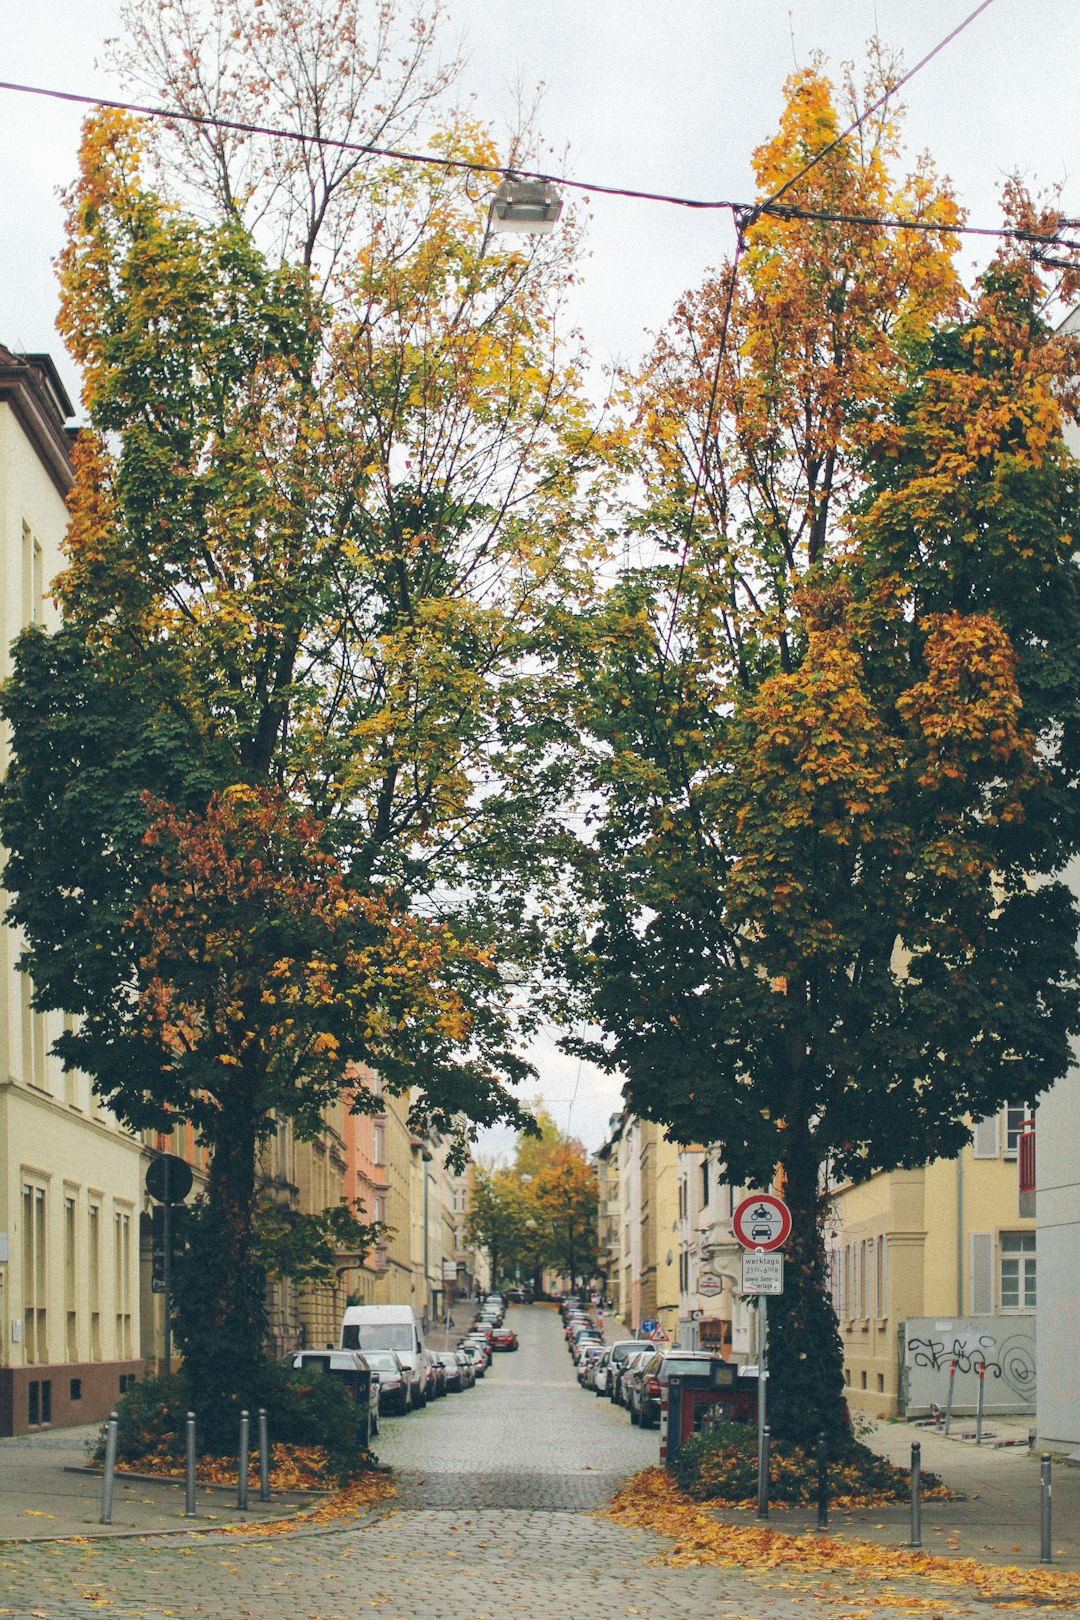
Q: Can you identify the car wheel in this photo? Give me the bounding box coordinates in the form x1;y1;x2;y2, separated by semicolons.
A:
630;1402;640;1425
640;1409;654;1430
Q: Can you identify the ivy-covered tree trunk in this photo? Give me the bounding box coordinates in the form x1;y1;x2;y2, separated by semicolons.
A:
172;1084;265;1429
767;1122;848;1453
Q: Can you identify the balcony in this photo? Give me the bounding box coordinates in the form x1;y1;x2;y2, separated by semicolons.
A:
1018;1121;1035;1218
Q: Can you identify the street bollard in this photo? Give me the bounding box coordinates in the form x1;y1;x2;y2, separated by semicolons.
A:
757;1424;770;1520
909;1441;922;1549
184;1411;197;1518
237;1409;250;1511
815;1430;829;1532
943;1359;957;1437
258;1407;271;1502
975;1360;986;1446
1040;1453;1052;1564
100;1411;119;1525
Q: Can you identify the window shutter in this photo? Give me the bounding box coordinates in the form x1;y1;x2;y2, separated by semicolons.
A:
972;1114;1000;1158
970;1232;994;1314
867;1238;877;1316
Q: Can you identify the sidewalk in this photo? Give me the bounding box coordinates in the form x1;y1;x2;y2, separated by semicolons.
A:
740;1417;1080;1573
0;1425;318;1543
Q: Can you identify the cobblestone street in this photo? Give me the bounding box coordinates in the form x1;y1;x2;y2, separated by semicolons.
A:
0;1307;987;1618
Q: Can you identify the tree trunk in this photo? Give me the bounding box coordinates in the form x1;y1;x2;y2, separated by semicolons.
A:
766;1127;850;1453
172;1085;267;1434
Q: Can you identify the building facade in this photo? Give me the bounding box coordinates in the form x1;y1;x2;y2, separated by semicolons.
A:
0;349;145;1435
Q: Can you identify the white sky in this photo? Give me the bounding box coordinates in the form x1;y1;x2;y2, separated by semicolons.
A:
2;0;1078;1148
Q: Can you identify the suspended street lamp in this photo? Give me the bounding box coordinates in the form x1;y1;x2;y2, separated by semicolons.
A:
488;175;564;235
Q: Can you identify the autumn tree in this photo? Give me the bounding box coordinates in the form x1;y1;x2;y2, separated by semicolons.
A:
564;59;1080;1449
0;0;600;1415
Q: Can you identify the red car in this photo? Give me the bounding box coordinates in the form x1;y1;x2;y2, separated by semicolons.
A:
490;1327;519;1351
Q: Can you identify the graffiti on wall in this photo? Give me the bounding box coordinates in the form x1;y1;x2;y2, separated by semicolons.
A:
901;1316;1035;1415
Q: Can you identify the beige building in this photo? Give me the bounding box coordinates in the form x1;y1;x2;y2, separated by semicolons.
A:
0;349;145;1435
602;1110;680;1336
828;1104;1035;1419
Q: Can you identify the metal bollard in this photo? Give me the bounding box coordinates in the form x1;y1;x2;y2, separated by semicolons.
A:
943;1359;957;1436
100;1411;119;1525
816;1430;828;1532
237;1409;250;1511
909;1441;922;1549
757;1424;770;1519
184;1411;197;1518
975;1360;986;1446
258;1407;271;1502
1040;1453;1052;1564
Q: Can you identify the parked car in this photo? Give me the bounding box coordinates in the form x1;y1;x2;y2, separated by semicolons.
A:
592;1347;614;1396
451;1348;476;1388
459;1344;486;1378
358;1348;412;1415
627;1351;665;1427
282;1349;380;1445
490;1327;519;1351
433;1350;468;1392
604;1339;649;1402
614;1347;653;1408
577;1343;605;1386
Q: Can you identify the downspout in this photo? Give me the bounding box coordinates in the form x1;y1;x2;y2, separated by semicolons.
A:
956;1149;964;1317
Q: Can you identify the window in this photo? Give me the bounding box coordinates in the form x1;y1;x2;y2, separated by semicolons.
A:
114;1210;132;1358
372;1123;386;1167
22;1183;47;1363
88;1202;102;1360
1000;1232;1036;1311
21;522;43;628
1004;1106;1027;1158
700;1160;710;1209
64;1194;77;1360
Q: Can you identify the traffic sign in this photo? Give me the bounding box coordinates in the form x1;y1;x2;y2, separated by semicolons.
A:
740;1251;784;1295
145;1153;193;1205
639;1318;658;1335
732;1194;791;1252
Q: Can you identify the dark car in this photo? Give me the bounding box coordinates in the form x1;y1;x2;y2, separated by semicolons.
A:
358;1348;412;1415
282;1349;379;1444
627;1351;665;1427
433;1350;467;1392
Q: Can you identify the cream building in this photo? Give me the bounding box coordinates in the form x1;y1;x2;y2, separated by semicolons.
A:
828;1104;1035;1419
0;349;144;1435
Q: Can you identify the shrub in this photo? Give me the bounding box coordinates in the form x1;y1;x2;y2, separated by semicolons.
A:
89;1363;373;1482
672;1417;949;1507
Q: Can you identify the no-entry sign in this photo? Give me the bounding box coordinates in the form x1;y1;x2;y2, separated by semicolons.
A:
732;1193;791;1252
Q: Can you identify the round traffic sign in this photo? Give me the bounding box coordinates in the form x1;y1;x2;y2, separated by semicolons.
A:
732;1193;791;1252
145;1153;193;1205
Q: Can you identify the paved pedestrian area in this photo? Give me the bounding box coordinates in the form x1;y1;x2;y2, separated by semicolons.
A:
0;1306;1063;1618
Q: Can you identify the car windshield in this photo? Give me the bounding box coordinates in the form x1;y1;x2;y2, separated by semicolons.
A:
363;1353;401;1372
343;1324;413;1352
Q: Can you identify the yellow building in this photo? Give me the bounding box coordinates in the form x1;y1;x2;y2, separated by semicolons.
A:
829;1105;1035;1419
0;349;145;1434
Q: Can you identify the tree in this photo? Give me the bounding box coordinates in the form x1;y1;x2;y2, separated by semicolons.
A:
565;59;1080;1449
465;1167;534;1289
529;1144;599;1291
0;0;600;1418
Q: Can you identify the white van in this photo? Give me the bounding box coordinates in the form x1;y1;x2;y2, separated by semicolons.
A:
341;1304;434;1407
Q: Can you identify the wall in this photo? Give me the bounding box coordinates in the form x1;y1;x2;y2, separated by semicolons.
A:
901;1315;1036;1416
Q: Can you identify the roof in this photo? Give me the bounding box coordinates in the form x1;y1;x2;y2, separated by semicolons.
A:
0;346;76;498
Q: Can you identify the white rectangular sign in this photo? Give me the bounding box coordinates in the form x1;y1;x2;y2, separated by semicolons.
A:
741;1251;784;1295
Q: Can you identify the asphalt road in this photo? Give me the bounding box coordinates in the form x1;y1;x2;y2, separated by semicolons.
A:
0;1305;1002;1618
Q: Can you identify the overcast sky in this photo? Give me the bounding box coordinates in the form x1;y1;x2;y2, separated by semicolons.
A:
2;0;1077;1149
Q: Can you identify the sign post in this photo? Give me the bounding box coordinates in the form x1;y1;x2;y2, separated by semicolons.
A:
732;1194;791;1521
146;1153;193;1376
